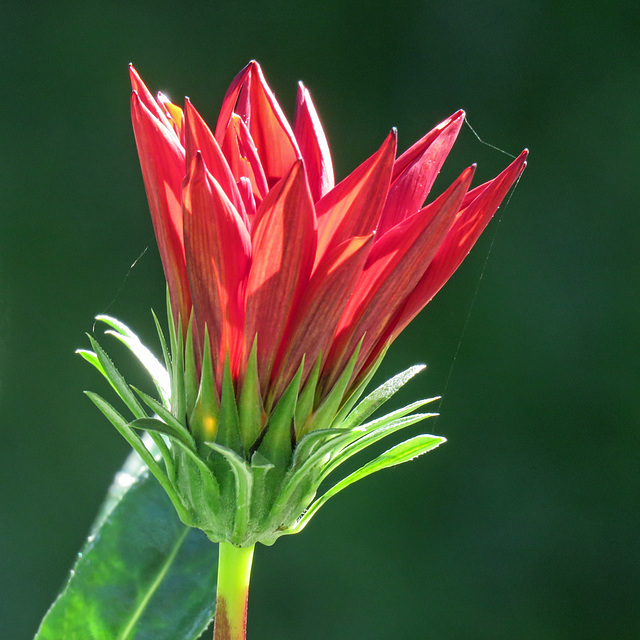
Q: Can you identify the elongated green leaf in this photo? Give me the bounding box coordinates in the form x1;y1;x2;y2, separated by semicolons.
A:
291;434;446;534
133;387;196;449
339;364;430;431
88;335;148;420
130;417;196;450
35;456;219;640
97;315;171;409
317;405;438;482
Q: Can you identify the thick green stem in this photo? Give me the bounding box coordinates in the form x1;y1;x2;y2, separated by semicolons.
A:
213;542;255;640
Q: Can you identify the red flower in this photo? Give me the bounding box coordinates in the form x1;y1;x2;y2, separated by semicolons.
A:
130;61;527;407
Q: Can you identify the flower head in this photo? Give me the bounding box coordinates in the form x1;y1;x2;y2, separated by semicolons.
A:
82;62;526;546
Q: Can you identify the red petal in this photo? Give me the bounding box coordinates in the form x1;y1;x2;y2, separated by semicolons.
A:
156;92;184;141
131;91;191;326
293;82;335;202
325;165;476;384
129;65;175;133
184;98;249;228
378;110;465;235
315;130;397;266
244;160;317;390
273;233;373;396
182;153;252;380
221;114;269;207
383;149;528;346
215;61;299;187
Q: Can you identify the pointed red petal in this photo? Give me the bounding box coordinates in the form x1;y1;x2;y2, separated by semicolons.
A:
382;149;528;347
315;130;397;265
378;110;465;235
215;61;299;187
182;153;252;380
325;165;476;384
214;62;252;142
221;114;269;207
131;91;191;325
273;233;373;395
246;62;300;186
244;160;317;389
156;92;184;140
293;82;335;202
184;98;248;227
129;65;175;132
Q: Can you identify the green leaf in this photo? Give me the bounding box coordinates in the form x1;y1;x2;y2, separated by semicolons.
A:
96;315;171;409
87;335;148;420
291;434;446;534
130;417;196;451
35;455;219;640
338;364;430;431
132;386;196;450
152;308;172;378
166;292;186;423
84;392;188;522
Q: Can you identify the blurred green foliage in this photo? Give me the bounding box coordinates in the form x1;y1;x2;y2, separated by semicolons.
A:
1;0;638;638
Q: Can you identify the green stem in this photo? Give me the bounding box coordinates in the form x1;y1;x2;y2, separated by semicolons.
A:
213;542;255;640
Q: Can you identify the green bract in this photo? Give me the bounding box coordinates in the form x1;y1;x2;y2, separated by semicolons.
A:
79;305;445;547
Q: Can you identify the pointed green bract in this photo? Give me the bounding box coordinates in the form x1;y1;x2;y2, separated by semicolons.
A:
189;329;219;444
217;357;244;454
238;338;264;454
306;340;362;434
294;354;322;438
81;312;445;546
183;317;199;418
257;361;304;469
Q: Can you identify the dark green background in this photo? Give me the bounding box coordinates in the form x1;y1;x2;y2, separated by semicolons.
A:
2;1;638;638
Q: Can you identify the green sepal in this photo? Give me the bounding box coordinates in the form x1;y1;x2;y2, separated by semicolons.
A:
206;443;253;544
294;354;322;439
248;451;276;534
171;444;223;537
189;329;219;444
96;314;171;409
291;434;446;534
216;357;243;455
237;338;264;455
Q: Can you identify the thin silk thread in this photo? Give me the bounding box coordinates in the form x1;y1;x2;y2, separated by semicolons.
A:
434;119;524;423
